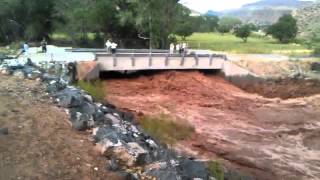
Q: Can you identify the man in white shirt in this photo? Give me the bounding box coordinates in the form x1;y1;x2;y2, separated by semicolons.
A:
170;43;175;54
105;40;112;53
111;42;118;54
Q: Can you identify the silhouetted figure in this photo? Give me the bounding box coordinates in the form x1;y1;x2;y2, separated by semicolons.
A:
41;38;47;53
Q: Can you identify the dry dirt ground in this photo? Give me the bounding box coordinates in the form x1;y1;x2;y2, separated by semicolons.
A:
0;75;120;180
230;54;320;78
105;71;320;180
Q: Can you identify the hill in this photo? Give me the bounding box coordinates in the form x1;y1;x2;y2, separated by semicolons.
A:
207;0;313;25
293;2;320;38
243;0;312;10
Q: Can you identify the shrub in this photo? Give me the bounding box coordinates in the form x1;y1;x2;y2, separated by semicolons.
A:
140;114;195;145
208;161;224;180
267;14;298;43
234;24;251;42
77;80;107;101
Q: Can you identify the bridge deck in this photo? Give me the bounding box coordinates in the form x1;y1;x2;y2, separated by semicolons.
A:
96;53;227;71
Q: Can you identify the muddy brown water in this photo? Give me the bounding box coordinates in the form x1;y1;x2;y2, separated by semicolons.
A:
104;70;320;180
227;75;320;99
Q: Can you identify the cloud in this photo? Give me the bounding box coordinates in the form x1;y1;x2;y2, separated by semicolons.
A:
180;0;260;12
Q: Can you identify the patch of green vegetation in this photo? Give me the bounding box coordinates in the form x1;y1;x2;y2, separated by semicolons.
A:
182;33;309;54
140;114;195;145
77;80;107;101
208;161;224;180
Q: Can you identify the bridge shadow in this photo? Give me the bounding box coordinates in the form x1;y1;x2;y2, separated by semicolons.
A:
99;69;221;80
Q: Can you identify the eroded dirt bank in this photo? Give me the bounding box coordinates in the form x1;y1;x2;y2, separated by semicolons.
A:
105;71;320;180
0;75;120;180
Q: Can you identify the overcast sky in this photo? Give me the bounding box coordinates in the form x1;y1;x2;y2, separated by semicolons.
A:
180;0;314;13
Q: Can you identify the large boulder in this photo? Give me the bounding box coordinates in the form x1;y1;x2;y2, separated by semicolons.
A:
145;162;181;180
178;159;208;180
69;111;94;131
54;88;85;108
46;80;67;93
22;66;42;80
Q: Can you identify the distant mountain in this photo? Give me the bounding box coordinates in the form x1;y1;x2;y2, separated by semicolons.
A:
293;2;320;38
243;0;313;9
205;10;221;17
206;0;313;25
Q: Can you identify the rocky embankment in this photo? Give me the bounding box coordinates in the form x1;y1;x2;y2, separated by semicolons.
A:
0;59;248;179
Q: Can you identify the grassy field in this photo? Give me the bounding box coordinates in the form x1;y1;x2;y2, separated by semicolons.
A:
182;33;311;55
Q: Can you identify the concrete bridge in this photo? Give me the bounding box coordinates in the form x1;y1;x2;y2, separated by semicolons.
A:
65;48;254;80
95;53;227;71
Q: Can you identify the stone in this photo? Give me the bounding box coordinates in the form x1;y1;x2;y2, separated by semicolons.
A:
93;111;112;126
93;127;121;144
41;73;60;82
107;158;119;171
47;81;67;94
77;102;96;115
72;118;88;131
83;94;93;103
100;105;115;114
13;70;25;79
105;114;121;125
146;166;181;180
0;128;9;135
126;142;148;165
55;88;84;108
116;171;139;180
178;159;208;180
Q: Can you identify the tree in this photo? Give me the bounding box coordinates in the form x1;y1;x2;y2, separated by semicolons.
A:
308;23;320;54
217;25;230;35
234;24;251;42
267;14;298;43
0;0;57;42
174;4;194;40
218;16;242;34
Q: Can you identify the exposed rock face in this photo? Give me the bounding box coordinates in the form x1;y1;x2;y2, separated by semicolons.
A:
293;2;320;38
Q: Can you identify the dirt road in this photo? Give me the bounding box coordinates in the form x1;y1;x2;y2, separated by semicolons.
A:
0;75;120;180
105;71;320;180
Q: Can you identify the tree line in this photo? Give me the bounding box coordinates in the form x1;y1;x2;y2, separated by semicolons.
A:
0;0;221;48
0;0;318;52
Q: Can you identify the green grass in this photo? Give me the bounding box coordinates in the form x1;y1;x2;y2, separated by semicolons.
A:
140;114;195;145
208;161;224;180
182;32;310;55
77;80;107;101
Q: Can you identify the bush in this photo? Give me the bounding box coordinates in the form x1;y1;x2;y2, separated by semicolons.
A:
208;161;224;180
140;114;195;145
234;24;251;42
77;80;107;101
267;14;298;43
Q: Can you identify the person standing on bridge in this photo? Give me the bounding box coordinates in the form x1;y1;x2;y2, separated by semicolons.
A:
170;43;175;54
105;40;112;53
111;42;118;54
176;44;180;54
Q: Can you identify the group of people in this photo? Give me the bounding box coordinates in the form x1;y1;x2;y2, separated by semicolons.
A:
105;40;118;54
170;42;188;54
21;38;47;57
